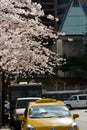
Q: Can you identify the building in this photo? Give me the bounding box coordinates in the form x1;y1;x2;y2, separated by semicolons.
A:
81;0;87;15
32;0;87;32
58;0;87;56
30;0;87;91
57;0;87;32
32;0;71;31
32;0;87;57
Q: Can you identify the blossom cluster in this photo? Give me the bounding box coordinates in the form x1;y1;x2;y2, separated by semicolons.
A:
0;0;59;75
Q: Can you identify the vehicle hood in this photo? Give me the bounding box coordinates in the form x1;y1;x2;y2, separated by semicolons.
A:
16;108;25;115
28;117;74;128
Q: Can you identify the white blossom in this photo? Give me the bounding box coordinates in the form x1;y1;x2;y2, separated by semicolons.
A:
0;0;60;75
68;38;73;42
47;14;54;20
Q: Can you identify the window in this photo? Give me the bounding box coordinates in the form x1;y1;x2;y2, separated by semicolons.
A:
57;8;66;15
72;0;79;7
29;105;70;118
58;0;70;4
70;96;77;100
79;96;87;100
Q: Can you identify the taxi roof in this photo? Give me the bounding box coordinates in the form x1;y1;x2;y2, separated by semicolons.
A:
27;98;65;107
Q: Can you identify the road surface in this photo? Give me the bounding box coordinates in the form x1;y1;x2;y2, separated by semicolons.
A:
0;109;87;130
71;109;87;130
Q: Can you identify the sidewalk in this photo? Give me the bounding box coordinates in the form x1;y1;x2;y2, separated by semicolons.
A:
0;126;10;130
0;128;10;130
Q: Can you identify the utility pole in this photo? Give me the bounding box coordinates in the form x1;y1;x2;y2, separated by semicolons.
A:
2;71;6;126
0;72;2;127
0;71;6;127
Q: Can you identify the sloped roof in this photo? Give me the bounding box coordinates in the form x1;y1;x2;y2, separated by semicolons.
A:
59;0;87;35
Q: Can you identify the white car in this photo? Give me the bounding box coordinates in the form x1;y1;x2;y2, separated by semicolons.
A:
15;97;41;120
64;94;87;109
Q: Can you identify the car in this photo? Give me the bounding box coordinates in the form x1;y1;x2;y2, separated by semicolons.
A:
20;98;80;130
15;97;41;121
64;94;87;109
10;97;41;130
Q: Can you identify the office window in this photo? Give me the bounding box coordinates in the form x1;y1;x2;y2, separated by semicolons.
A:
57;8;66;15
58;0;70;4
41;0;53;3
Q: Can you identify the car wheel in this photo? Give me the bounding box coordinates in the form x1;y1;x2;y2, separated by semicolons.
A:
10;126;15;130
67;104;72;110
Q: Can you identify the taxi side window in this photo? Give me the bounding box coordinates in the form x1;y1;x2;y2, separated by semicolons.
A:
70;96;77;101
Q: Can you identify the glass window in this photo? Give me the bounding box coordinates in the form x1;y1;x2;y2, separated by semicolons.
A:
16;100;29;109
72;0;79;7
58;0;70;4
79;96;86;100
29;105;71;118
27;89;42;97
16;99;40;109
57;8;66;15
70;96;77;100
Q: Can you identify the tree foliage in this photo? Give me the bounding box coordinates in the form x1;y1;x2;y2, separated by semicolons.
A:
0;0;60;75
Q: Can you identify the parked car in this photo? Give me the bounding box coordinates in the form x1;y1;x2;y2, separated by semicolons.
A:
15;97;41;121
10;97;41;130
64;94;87;109
20;98;79;130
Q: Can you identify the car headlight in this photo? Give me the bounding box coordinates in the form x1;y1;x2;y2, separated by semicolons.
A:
69;122;79;130
26;124;35;130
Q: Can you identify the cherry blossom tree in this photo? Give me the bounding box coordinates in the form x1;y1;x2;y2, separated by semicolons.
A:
0;0;60;76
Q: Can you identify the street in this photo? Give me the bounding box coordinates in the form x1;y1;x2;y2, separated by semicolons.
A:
0;109;87;130
71;109;87;130
0;126;10;130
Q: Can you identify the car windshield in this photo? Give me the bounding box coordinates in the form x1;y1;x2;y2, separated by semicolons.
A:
29;105;71;118
17;99;38;109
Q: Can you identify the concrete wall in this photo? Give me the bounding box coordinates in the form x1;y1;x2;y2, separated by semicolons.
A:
56;35;86;57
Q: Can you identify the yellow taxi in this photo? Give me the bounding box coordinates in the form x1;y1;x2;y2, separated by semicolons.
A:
20;98;79;130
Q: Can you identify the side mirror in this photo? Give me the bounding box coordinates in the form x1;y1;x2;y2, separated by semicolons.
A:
18;115;24;121
73;114;79;119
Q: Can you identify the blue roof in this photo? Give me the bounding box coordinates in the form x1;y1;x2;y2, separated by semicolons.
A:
59;0;87;35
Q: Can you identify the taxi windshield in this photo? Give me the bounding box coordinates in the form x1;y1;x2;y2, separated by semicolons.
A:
29;105;71;118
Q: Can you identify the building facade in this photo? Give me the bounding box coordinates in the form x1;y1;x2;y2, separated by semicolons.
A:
32;0;87;57
32;0;87;32
32;0;71;31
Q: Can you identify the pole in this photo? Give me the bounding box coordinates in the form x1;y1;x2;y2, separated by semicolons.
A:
2;71;6;126
0;72;2;127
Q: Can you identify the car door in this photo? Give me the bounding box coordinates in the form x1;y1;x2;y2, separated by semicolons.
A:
69;95;79;108
78;95;87;108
